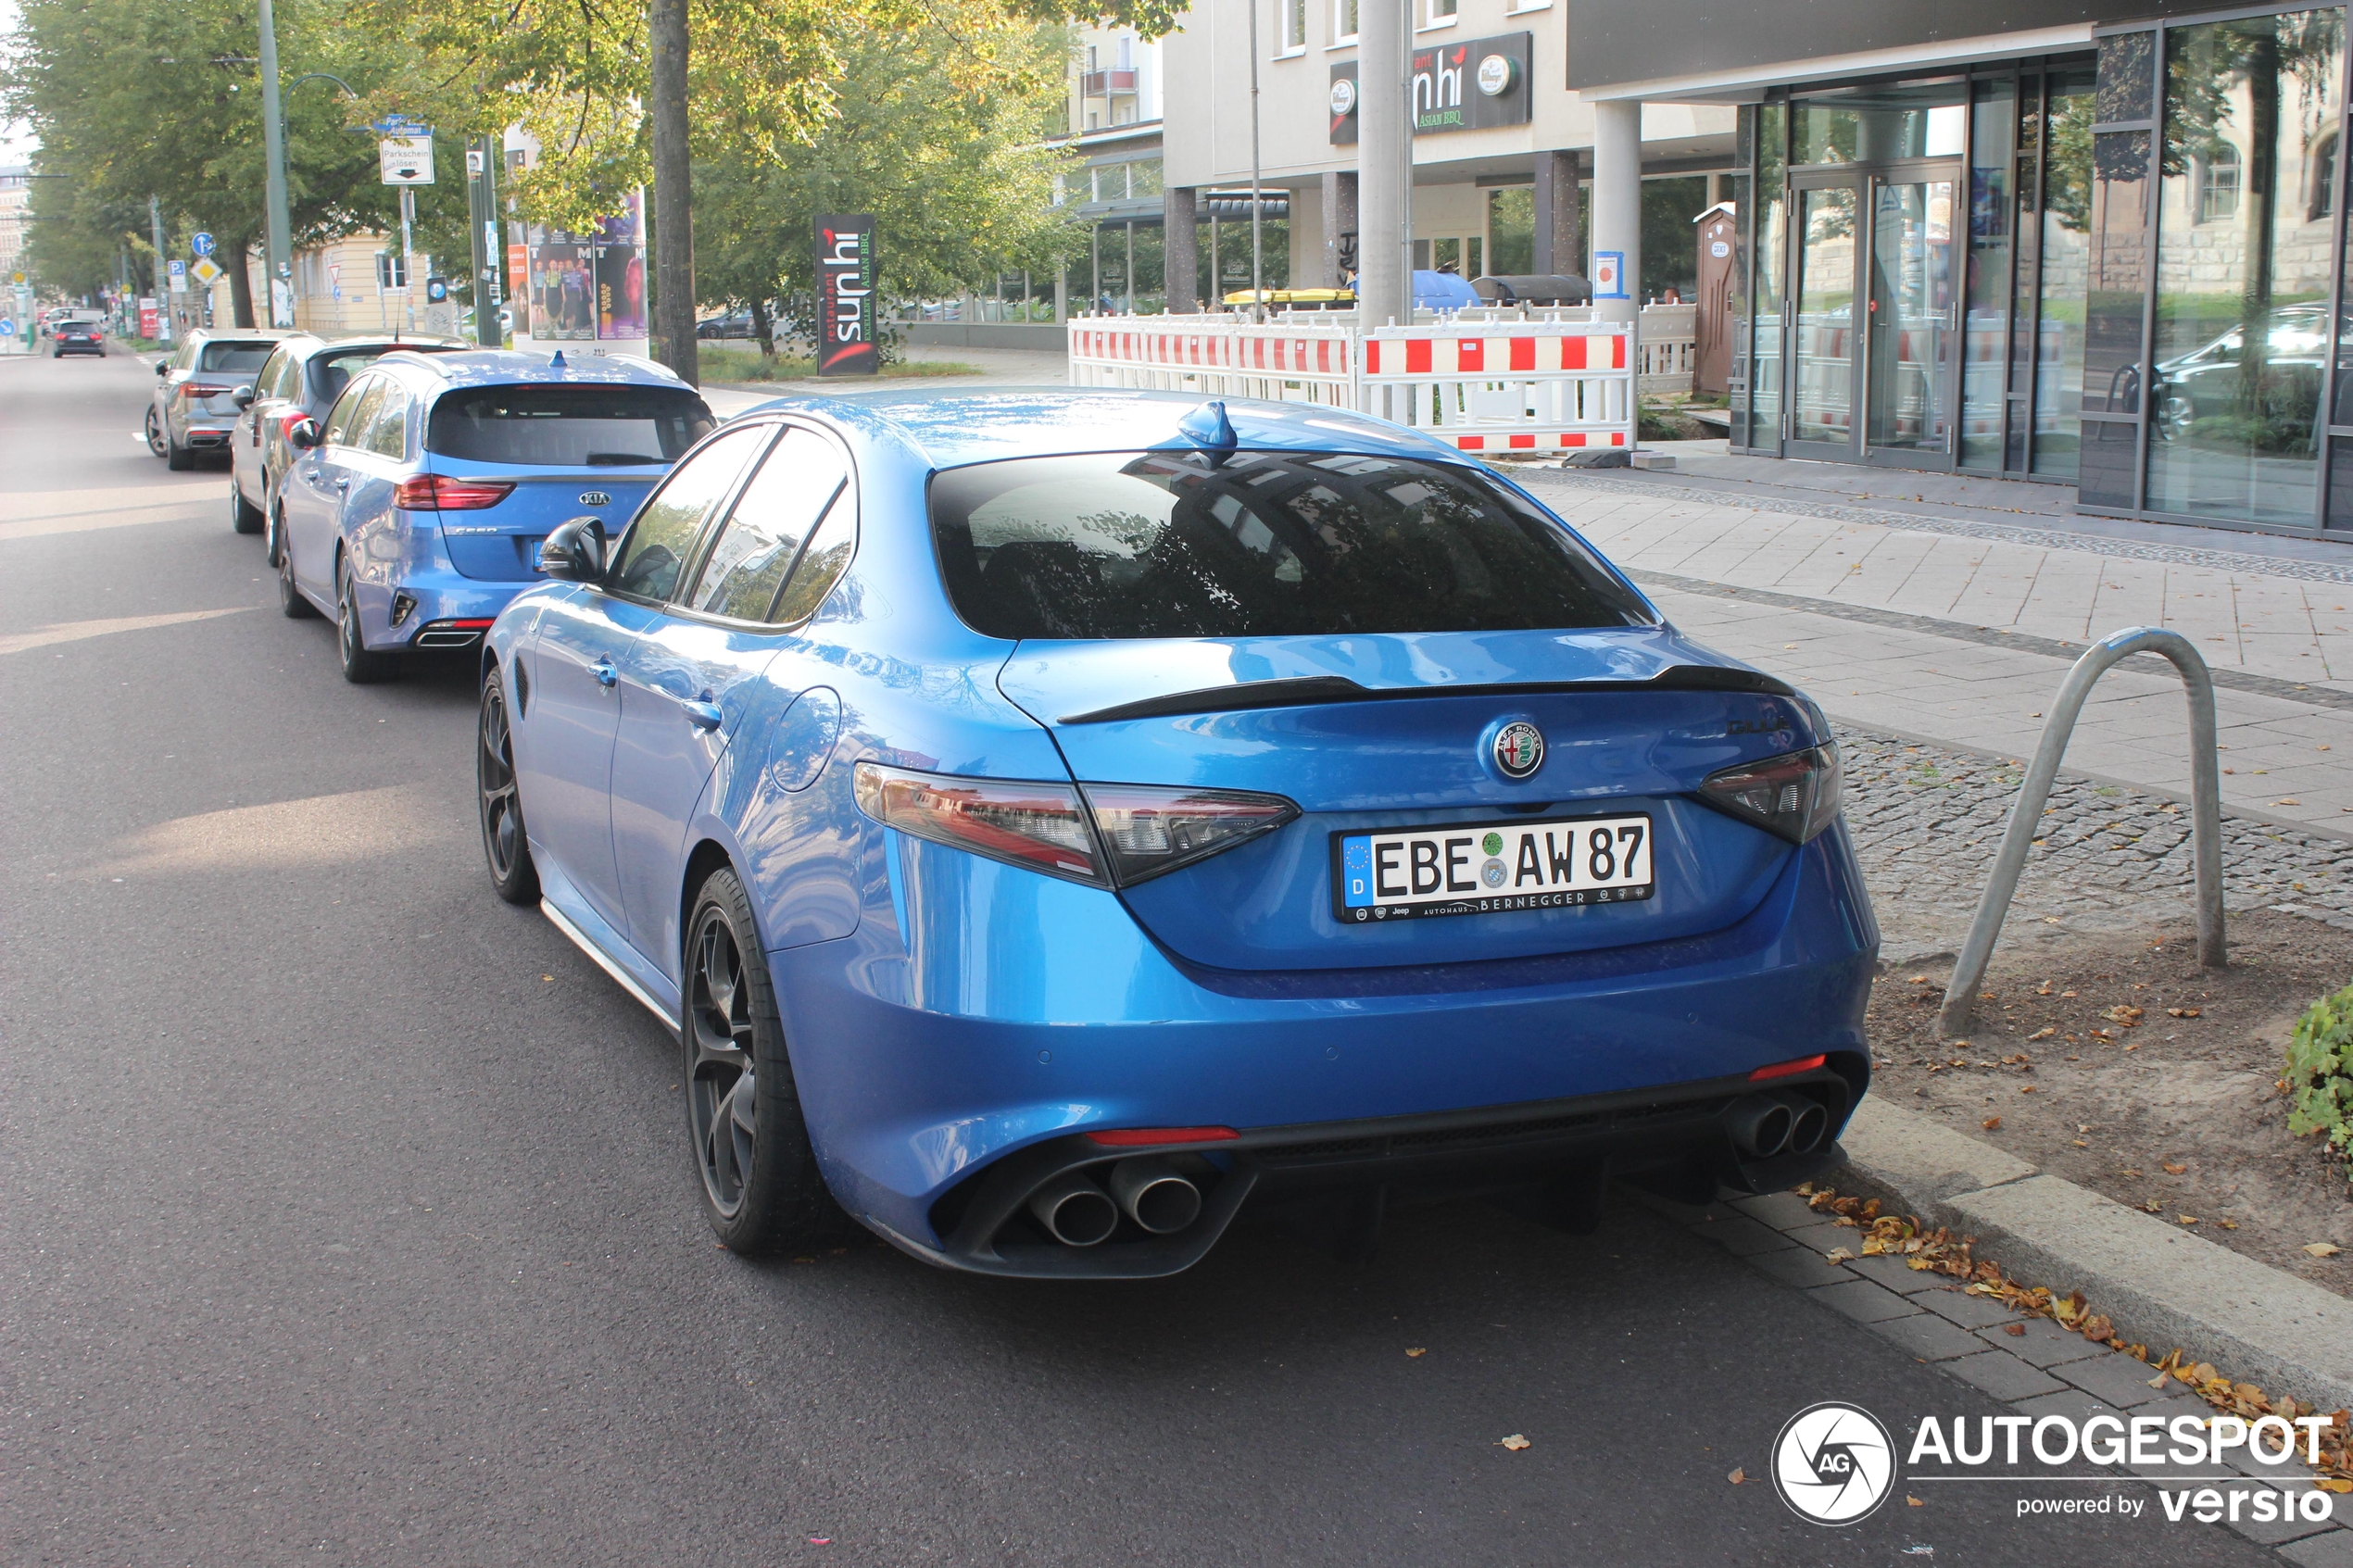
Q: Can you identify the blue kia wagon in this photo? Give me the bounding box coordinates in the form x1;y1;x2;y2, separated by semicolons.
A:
476;390;1878;1277
275;349;713;682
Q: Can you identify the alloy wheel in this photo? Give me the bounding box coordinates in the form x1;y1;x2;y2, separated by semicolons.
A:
145;407;165;457
686;909;759;1220
477;681;524;882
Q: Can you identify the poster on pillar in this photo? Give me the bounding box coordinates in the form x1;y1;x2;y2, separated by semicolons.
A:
1411;33;1530;135
815;214;878;377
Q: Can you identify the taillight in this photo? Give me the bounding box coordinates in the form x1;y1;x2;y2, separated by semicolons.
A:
179;383;233;400
1084;1127;1240;1147
273;410;309;442
1697;744;1843;845
1749;1054;1827;1082
852;764;1302;888
854;764;1105;884
1080;783;1300;885
394;474;516;511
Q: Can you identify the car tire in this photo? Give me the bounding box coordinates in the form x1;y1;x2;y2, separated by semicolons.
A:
277;518;317;618
165;430;195;471
263;498;284;568
476;666;540;906
683;866;844;1256
145;407;168;458
335;554;397;684
230;478;263;534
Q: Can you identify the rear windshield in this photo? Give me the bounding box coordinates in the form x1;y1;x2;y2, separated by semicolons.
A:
198;341;277;373
426;385;714;467
928;450;1653;640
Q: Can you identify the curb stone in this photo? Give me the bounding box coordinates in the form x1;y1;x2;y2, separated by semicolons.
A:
1834;1099;2353;1414
1653;1170;2353;1561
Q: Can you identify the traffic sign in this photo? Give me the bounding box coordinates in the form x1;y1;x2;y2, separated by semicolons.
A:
190;232;215;257
379;135;434;185
191;257;224;286
167;259;187;294
0;320;14;337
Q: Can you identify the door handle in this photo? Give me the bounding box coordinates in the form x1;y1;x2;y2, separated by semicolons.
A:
592;656;618;689
675;696;724;732
334;477;350;491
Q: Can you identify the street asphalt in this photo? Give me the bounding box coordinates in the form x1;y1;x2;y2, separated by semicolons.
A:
0;348;2287;1566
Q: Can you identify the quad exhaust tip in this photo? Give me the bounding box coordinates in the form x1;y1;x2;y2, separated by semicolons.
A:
1027;1171;1120;1247
1108;1158;1202;1235
1728;1089;1830;1160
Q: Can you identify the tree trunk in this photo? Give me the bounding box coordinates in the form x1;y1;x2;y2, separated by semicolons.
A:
749;295;775;358
648;0;698;385
228;243;258;328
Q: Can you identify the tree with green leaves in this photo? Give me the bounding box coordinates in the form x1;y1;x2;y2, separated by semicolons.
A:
693;20;1081;358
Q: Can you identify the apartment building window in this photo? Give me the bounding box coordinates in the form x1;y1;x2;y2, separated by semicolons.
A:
1333;0;1358;44
1280;0;1306;53
1424;0;1457;25
2196;142;2240;222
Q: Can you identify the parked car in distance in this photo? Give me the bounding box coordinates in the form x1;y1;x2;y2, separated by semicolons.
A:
475;389;1877;1277
40;307;76;340
275;348;713;684
229;332;469;554
695;309;757;340
147;329;288;470
52;318;105;357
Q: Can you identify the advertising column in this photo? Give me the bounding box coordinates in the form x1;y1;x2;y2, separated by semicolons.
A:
815;215;877;377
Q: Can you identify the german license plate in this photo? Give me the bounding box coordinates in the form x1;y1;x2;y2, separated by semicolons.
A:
1331;814;1655;923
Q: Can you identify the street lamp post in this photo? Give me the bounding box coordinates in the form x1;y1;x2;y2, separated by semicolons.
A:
258;0;292;325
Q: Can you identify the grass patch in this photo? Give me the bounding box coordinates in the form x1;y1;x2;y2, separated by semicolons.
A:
698;345;980;383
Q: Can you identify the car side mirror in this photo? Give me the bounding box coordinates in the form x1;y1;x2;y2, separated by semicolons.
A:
539;517;606;582
287;418;321;450
233;385;256;409
155;359;171;377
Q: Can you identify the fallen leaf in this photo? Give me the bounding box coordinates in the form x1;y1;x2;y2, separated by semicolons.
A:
2071;1139;2089;1148
1825;1247;1856;1264
1907;1496;1926;1507
541;974;554;982
2306;1243;2344;1258
2220;1219;2239;1230
1405;1348;1427;1358
1499;1434;1531;1451
2027;1027;2057;1041
2108;1005;2145;1027
2179;1216;2199;1226
2275;799;2303;807
2037;981;2055;996
2148;1373;2171;1389
2122;1169;2143;1178
1982;1117;2002;1131
2162;1162;2187;1174
2003;1323;2027;1336
2168;1007;2201;1019
2020;1085;2037;1094
2320;1477;2353;1494
1727;1466;1745;1484
2144;1200;2163;1213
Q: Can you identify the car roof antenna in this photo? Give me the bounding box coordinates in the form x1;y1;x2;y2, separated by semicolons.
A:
1177;399;1239;464
550;349;567;369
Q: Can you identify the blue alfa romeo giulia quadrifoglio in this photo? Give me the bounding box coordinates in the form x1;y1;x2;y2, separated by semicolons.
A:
476;390;1877;1277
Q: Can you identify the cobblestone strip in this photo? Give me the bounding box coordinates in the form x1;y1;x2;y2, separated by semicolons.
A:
1836;726;2353;935
1652;1187;2353;1561
1524;470;2353;588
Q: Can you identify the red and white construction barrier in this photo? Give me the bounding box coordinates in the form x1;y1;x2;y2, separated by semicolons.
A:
1066;315;1633;455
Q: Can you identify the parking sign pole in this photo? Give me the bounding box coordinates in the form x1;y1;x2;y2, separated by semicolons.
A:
258;0;292;325
148;195;173;345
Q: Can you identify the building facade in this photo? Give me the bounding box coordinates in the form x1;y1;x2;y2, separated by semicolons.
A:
1569;0;2353;538
0;165;31;286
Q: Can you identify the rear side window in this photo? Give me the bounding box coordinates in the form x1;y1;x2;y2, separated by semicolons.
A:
199;341;276;374
325;378;380;447
426;385;713;467
683;428;850;622
606;425;771;602
927;450;1654;640
363;386;409;458
258;347;299;399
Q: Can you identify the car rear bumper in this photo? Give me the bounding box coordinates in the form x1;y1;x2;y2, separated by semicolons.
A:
772;822;1879;1274
348;569;535;653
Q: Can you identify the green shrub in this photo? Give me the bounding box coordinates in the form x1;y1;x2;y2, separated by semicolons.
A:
2284;985;2353;1177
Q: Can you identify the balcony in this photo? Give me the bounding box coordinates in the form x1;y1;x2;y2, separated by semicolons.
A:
1081;69;1139;96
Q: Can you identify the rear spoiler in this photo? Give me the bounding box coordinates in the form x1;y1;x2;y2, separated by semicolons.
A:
1058;665;1796;725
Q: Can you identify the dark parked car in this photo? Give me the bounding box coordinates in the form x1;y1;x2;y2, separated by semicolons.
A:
695;309;761;340
228;332;467;556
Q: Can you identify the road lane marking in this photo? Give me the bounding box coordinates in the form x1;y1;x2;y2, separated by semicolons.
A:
0;608;251;656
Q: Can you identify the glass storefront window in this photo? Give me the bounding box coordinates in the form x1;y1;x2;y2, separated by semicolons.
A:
1488;187;1534;276
1129;158;1164;198
2145;11;2343;527
1962;77;2017;470
2095;30;2158;123
1793;185;1856;444
1794;82;1966;165
2033;69;2096;479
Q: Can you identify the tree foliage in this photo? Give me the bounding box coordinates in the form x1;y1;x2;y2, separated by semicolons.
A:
4;0;480;316
695;19;1082;342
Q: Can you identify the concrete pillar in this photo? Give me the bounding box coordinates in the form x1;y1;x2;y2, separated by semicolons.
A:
1322;170;1359;288
1356;0;1410;325
1164;187;1199;313
1531;149;1581;277
1591;100;1642;329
